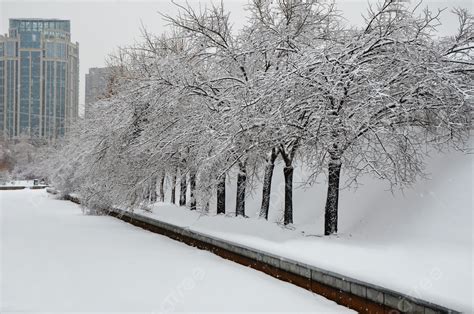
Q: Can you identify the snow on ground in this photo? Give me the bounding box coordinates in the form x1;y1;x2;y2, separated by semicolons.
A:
0;189;351;313
141;146;473;312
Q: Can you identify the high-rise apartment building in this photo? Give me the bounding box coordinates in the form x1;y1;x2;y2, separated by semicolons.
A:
85;67;113;118
0;19;79;139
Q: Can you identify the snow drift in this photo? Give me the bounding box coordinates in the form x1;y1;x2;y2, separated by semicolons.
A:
151;141;473;312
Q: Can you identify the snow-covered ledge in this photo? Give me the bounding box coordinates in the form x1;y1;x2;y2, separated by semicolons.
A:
48;190;459;314
108;207;458;314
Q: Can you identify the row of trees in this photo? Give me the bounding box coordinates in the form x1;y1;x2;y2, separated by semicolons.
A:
34;0;472;235
0;136;47;182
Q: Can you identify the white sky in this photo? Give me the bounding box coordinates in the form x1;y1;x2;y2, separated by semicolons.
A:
1;0;471;115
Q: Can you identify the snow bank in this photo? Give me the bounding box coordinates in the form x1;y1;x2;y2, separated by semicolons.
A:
143;144;473;312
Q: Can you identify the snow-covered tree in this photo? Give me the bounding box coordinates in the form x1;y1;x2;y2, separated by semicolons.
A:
39;0;472;236
291;1;473;234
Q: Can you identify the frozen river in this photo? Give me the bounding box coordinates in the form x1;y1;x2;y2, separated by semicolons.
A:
0;189;351;312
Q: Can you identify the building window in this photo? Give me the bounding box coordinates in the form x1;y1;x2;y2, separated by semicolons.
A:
20;32;41;49
5;42;16;57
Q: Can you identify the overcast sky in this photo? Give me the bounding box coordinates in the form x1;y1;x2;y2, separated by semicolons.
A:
1;0;471;115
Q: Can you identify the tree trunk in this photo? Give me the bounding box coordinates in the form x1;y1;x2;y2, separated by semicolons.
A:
279;145;295;225
217;174;226;214
324;158;342;235
171;170;177;204
260;148;277;219
283;166;294;225
144;185;150;201
190;171;196;210
149;177;157;203
159;171;165;202
180;171;187;206
235;162;247;217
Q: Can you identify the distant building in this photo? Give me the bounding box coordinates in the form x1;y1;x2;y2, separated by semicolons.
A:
85;67;114;118
0;18;79;139
381;0;410;23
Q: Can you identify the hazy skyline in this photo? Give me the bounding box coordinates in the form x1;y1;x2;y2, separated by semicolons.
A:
1;0;471;116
